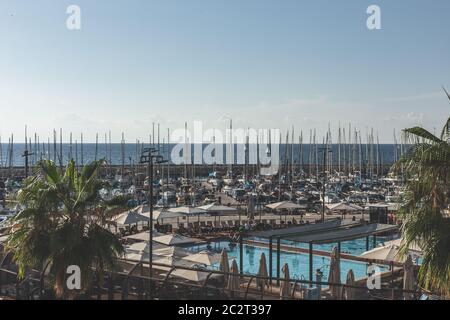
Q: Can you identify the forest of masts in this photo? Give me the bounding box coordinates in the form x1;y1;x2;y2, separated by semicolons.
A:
0;123;407;180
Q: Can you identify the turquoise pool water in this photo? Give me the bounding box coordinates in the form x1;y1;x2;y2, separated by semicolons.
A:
187;237;394;282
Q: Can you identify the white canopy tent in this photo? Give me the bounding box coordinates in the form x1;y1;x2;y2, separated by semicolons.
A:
153;233;200;246
113;211;150;226
266;201;303;210
168;206;208;224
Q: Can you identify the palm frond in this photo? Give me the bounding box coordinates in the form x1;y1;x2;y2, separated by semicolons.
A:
403;127;442;144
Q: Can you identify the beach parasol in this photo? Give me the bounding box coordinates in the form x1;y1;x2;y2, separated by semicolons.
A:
122;230;163;241
227;259;240;297
183;250;221;266
344;269;356;300
280;263;291;299
219;248;230;283
113;210;150;226
328;246;341;299
256;253;269;292
403;255;415;300
266;201;302;210
171;267;210;282
153;233;199;246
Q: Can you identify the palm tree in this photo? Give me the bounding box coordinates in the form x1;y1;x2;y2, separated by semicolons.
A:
394;89;450;295
6;159;124;298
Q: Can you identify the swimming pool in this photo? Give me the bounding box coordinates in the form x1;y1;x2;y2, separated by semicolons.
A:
186;237;394;283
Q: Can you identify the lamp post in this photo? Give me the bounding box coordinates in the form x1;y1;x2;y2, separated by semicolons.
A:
140;147;167;298
319;147;332;223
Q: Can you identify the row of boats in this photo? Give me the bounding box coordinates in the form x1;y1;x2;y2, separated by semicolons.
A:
0;166;405;227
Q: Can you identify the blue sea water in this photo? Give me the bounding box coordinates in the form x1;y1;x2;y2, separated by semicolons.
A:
0;143;400;167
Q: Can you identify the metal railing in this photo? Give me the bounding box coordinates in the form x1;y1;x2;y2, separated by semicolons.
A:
0;255;432;300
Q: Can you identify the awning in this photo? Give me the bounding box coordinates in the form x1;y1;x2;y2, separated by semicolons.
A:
285;223;398;244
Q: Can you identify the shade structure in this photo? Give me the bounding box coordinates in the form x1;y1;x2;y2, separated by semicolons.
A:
153;233;199;246
383;238;422;254
361;239;422;262
197;203;237;212
124;243;194;262
266;201;302;210
113;211;150;226
227;259;240;296
153;255;195;268
344;269;356;300
168;206;206;215
326;202;362;212
403;255;415;300
130;204;150;214
123;242;169;261
183;250;221;266
122;230;163;241
219;249;230;283
171;267;210;282
124;241;167;254
152;210;186;221
256;253;269;292
124;251;151;262
328;246;341;299
153;245;191;258
280;263;291;299
360;243;401;262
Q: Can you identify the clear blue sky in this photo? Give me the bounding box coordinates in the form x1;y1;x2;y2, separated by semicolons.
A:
0;0;449;143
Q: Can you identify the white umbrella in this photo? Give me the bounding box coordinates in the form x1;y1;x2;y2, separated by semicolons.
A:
326;202;362;212
153;246;191;258
113;211;150;226
152;210;186;221
124;241;167;254
198;203;237;212
256;253;269;292
328;246;341;299
169;206;206;215
344;269;356;300
130;204;150;214
266;201;302;210
403;255;415;300
171;267;210;282
124;243;191;262
169;206;207;224
219;248;230;283
122;230;163;241
198;203;237;224
227;259;240;296
153;255;195;267
383;238;422;254
153;233;199;246
183;250;221;266
360;244;402;262
280;263;291;299
146;209;186;226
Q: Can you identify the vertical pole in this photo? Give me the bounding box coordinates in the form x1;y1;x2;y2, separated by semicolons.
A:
322;149;326;223
269;237;273;281
276;238;281;285
148;157;154;297
366;236;370;251
239;236;243;275
309;243;313;287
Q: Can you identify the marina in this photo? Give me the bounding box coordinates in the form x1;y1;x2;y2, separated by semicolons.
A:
1;0;448;307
